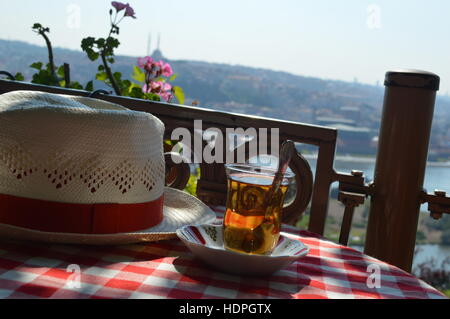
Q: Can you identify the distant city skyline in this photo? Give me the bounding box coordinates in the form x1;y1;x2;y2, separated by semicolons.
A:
1;0;450;94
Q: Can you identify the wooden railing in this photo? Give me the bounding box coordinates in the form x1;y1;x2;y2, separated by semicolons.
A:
1;69;449;273
0;79;341;231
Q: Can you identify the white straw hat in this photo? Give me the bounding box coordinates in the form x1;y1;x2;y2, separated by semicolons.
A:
0;90;216;245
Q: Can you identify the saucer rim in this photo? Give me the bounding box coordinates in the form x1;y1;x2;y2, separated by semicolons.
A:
176;223;310;259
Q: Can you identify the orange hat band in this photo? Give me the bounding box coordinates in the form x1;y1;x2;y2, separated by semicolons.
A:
0;193;164;234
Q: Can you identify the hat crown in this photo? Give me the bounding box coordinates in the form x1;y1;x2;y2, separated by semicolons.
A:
0;91;165;204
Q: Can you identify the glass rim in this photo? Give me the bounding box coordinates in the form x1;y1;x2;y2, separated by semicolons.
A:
224;163;295;178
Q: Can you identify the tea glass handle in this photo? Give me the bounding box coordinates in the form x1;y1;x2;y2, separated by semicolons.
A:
164;152;191;190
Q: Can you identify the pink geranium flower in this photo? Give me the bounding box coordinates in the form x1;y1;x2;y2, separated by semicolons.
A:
150;81;163;92
141;80;173;102
142;81;162;94
124;4;136;18
111;2;136;18
159;82;173;102
137;56;153;68
153;60;163;69
111;1;127;12
160;92;173;102
162;82;172;92
137;56;175;102
161;62;173;77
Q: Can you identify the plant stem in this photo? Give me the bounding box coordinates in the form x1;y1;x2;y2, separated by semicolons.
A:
95;12;125;96
63;63;71;88
38;30;58;83
101;51;121;95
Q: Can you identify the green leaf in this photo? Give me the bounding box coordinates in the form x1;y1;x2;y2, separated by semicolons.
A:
44;63;53;72
84;80;94;91
95;72;108;81
128;82;141;90
120;79;131;92
30;62;43;70
132;66;145;83
56;65;65;77
113;71;122;83
144;93;161;101
98;65;105;71
125;82;146;98
184;167;200;196
69;81;83;90
106;37;120;49
81;37;96;50
14;72;24;81
169;74;177;82
173;86;185;105
128;86;145;99
96;38;106;48
87;50;99;61
31;70;54;85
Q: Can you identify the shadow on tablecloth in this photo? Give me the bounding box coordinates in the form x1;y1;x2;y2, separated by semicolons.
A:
171;254;311;299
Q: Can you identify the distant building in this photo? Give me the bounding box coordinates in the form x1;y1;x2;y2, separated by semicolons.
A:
152;48;164;61
332;124;375;155
148;32;165;60
339;105;361;122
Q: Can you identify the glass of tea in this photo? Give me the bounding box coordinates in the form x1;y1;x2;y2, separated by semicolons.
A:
223;164;294;255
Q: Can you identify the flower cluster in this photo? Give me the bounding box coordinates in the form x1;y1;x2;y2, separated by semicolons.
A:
81;1;137;95
138;56;174;102
29;1;184;105
111;1;136;18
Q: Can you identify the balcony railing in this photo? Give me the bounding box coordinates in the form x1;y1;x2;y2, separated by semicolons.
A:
1;69;449;273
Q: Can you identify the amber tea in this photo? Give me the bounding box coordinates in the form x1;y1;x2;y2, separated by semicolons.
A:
223;165;292;255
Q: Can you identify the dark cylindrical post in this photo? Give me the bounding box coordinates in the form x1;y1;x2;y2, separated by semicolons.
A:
364;69;440;272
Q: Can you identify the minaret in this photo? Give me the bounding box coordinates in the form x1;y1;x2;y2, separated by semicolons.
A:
157;33;161;51
146;33;152;56
152;33;164;60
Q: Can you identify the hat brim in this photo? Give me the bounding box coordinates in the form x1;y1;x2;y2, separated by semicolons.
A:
0;187;217;245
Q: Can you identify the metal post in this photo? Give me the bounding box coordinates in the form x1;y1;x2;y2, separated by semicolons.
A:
364;69;440;272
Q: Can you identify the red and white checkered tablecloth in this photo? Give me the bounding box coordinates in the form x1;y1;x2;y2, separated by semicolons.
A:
0;206;446;299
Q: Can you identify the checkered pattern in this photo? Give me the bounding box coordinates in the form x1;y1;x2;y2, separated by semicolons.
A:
0;206;446;299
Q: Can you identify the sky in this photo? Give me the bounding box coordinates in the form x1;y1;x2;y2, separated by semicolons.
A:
1;0;450;94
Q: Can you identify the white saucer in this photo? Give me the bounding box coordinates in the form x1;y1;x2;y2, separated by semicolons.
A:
176;224;309;276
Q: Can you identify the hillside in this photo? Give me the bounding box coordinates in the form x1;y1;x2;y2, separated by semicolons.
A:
2;39;450;158
0;39;385;119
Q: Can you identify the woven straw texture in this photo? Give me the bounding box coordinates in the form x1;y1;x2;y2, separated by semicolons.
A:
0;91;165;204
0;91;216;244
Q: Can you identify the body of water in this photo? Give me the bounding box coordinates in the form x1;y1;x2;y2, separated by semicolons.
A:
306;156;450;270
351;244;450;271
305;155;450;193
413;244;450;270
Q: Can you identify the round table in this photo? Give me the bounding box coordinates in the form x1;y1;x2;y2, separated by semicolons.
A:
0;207;446;299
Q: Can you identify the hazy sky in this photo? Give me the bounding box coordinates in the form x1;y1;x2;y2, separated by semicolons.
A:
1;0;450;93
